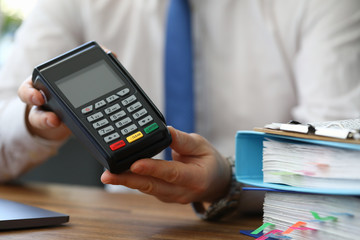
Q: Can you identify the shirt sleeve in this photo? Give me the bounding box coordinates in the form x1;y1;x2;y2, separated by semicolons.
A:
0;0;82;182
0;97;65;182
292;0;360;122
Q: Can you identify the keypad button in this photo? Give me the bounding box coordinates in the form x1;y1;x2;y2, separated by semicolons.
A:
92;119;109;129
106;94;119;103
121;95;137;106
105;104;121;115
144;123;159;134
126;131;143;143
104;132;120;143
138;115;153;126
127;102;142;113
121;124;137;135
110;110;126;121
95;100;106;109
81;105;93;114
98;126;114;136
133;108;147;120
117;88;130;97
110;140;126;151
87;112;103;122
115;117;132;128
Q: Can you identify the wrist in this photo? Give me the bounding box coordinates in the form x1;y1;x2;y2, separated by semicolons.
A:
191;156;243;221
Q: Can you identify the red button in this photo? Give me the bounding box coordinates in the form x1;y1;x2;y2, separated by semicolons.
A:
110;140;126;151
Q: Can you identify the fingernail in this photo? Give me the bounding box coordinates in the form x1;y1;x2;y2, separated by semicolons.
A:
31;95;42;105
100;172;110;184
101;178;110;184
46;118;56;128
131;164;143;174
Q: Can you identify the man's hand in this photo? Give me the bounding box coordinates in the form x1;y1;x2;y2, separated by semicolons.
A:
101;126;232;204
18;76;71;141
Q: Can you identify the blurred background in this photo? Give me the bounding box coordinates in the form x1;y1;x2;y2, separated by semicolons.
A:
0;0;105;187
0;0;36;66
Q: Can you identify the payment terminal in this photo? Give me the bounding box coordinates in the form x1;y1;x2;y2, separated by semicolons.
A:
32;41;172;173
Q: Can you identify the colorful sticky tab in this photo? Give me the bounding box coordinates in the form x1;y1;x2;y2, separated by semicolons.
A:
297;170;315;176
282;221;306;234
269;171;294;176
308;162;329;168
329;212;354;217
256;230;283;240
251;222;275;235
239;230;263;238
310;211;337;222
266;233;292;239
290;226;316;231
244;219;319;240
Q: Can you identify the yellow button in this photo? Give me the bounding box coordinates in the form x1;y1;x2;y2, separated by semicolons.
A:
126;131;143;143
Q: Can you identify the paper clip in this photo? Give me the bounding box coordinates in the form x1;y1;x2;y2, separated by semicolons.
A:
315;127;358;140
279;120;315;134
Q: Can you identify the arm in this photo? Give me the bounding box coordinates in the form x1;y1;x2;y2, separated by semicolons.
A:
0;0;82;181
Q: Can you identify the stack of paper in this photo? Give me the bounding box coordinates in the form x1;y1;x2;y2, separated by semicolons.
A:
262;138;360;190
235;119;360;239
263;192;360;240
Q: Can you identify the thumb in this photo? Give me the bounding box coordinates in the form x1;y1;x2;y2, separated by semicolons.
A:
168;126;209;157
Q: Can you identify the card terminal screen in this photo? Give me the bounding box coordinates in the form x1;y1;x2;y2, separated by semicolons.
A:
56;60;125;108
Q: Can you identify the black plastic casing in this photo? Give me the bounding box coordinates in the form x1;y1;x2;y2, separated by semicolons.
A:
32;41;171;173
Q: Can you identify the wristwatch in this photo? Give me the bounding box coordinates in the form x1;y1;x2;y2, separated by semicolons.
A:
191;156;243;221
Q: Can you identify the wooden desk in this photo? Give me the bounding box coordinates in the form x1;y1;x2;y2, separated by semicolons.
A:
0;183;262;239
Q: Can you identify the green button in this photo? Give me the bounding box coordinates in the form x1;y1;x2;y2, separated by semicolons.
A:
144;123;159;134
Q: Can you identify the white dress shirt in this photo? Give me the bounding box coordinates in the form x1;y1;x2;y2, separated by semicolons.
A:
0;0;360;181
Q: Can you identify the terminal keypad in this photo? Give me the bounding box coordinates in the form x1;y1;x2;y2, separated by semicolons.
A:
81;88;159;151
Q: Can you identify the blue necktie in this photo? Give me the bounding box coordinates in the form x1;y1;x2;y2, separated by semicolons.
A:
164;0;194;160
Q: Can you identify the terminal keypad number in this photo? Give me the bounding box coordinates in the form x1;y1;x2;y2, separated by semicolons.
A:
82;88;159;151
